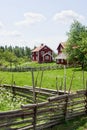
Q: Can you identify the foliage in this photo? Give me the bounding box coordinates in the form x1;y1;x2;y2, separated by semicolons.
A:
0;87;28;111
0;46;32;67
66;20;87;69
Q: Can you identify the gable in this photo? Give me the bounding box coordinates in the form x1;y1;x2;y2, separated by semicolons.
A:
43;52;52;57
41;45;52;52
57;42;66;50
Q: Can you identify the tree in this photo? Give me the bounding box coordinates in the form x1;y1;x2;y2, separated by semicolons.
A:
66;20;87;69
3;51;18;69
25;47;31;59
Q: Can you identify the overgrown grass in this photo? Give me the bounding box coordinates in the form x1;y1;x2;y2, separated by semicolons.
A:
0;87;28;111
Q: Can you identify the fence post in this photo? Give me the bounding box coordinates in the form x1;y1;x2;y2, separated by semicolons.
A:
31;69;37;130
31;69;36;103
85;80;87;115
33;106;37;130
64;95;68;121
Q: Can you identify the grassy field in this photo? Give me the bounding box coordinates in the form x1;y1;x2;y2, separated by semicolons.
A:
50;116;87;130
0;66;87;130
0;67;87;91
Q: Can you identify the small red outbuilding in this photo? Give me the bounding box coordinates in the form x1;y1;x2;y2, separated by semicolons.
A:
56;42;67;65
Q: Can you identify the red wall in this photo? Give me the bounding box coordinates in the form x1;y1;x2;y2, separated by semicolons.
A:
32;45;53;63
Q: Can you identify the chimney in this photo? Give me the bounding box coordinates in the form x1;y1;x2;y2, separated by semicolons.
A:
41;43;44;46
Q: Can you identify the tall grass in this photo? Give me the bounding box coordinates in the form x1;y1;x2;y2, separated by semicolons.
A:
0;87;28;111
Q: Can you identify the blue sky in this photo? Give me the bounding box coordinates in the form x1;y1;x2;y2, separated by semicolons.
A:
0;0;87;51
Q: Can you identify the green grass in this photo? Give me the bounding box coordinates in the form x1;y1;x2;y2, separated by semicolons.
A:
50;116;87;130
0;67;87;91
20;61;56;67
0;66;87;130
0;87;28;111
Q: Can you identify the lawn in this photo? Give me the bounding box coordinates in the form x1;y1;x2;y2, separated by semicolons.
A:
0;67;87;91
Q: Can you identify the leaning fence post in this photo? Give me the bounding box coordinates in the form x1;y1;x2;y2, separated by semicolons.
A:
64;65;66;94
85;79;87;115
31;69;37;130
82;69;85;89
31;69;36;103
64;95;68;121
64;71;74;121
56;77;59;95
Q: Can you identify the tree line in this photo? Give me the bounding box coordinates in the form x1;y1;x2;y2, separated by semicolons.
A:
0;46;31;58
0;46;32;67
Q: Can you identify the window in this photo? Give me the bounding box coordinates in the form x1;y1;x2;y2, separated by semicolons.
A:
45;56;49;60
48;51;51;54
41;51;44;55
36;52;38;55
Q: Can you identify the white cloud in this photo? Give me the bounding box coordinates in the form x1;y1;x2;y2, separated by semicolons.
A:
53;10;85;24
0;30;22;37
15;12;46;26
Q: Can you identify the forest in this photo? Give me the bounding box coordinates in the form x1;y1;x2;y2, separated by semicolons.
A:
0;45;32;67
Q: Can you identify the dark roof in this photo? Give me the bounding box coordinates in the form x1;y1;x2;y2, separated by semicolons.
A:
57;42;66;49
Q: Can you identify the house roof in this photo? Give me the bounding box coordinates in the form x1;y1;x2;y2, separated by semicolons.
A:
57;42;66;49
55;53;67;60
32;44;45;52
32;44;52;52
61;42;66;48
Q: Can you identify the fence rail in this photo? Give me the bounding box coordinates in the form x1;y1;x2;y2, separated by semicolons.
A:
0;65;62;72
0;85;87;130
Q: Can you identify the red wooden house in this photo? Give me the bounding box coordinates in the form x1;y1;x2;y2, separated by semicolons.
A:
32;44;53;63
56;42;67;64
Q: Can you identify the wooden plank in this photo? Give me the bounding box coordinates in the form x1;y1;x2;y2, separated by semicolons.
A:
14;125;34;130
37;108;64;116
36;118;64;130
77;90;86;94
67;99;86;106
0;109;34;119
37;113;64;122
66;111;85;119
21;101;49;109
0;118;33;128
48;94;67;101
15;92;33;99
